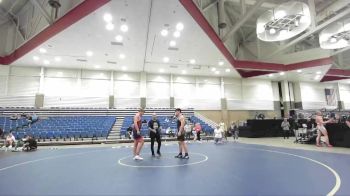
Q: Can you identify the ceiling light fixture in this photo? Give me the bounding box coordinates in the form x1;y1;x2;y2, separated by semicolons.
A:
330;37;337;43
274;10;287;19
106;23;114;31
215;71;220;74
218;61;224;66
103;13;112;23
43;60;50;65
161;29;168;36
122;66;127;71
86;51;93;57
268;74;274;77
119;53;126;59
33;56;39;61
173;31;181;38
320;19;350;49
39;48;47;53
211;67;216;72
225;69;230;73
181;70;187;74
94;65;101;69
280;29;288;36
169;40;176;47
189;59;196;64
176;22;184;31
54;57;61;62
159;69;164;73
280;72;285;76
297;69;302;73
163;57;169;63
115;35;123;42
120;24;128;32
316;71;321;75
257;1;311;42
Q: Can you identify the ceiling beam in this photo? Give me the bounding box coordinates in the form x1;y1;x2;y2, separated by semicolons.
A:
332;46;350;56
0;5;25;40
222;0;265;42
202;0;218;12
265;6;350;59
30;0;53;25
308;0;316;29
317;0;350;24
240;0;246;15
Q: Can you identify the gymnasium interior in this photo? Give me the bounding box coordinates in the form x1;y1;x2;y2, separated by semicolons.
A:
1;0;350;195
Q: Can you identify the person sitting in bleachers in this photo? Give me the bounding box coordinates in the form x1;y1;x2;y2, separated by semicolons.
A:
10;114;18;120
214;125;223;144
164;117;170;123
30;113;38;124
0;127;3;138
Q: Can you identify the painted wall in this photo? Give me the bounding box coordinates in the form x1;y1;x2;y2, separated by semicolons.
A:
339;83;350;109
224;78;275;110
197;110;281;125
298;82;337;110
0;66;278;110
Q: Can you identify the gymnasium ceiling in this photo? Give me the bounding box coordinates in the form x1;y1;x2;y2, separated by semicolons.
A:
0;0;350;83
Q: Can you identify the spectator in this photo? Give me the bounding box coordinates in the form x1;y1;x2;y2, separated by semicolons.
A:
185;123;192;141
127;124;133;139
214;125;223;144
0;127;3;138
148;113;162;157
164;117;170;123
193;123;202;142
31;113;38;123
230;122;239;142
3;131;16;150
219;121;227;140
165;127;173;137
306;118;314;137
10;114;18;120
281;118;290;139
22;135;37;151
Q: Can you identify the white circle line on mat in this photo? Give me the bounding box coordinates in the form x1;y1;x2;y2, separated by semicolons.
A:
232;146;341;196
118;152;208;168
0;149;110;172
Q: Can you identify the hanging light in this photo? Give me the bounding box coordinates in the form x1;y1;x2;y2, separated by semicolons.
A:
319;19;350;49
257;1;311;42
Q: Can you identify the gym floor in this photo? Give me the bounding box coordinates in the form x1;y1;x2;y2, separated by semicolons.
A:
0;139;349;195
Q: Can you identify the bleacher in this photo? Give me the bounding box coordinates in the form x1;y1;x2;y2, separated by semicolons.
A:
190;116;214;134
0;107;215;144
0;116;32;132
1;116;115;141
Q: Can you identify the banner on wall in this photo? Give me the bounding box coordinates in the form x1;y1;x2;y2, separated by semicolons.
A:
325;88;337;106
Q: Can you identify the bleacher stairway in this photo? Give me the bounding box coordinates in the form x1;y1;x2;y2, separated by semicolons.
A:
107;117;123;140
